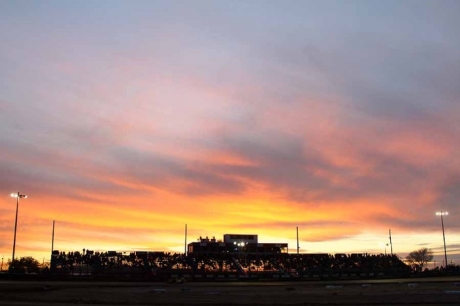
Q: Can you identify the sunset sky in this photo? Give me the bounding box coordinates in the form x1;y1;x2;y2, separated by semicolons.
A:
1;0;459;265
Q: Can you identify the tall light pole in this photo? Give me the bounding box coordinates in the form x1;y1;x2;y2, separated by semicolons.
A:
10;192;27;262
296;226;299;255
435;211;448;268
389;229;393;255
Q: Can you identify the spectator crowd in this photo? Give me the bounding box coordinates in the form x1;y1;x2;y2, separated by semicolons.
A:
49;250;410;279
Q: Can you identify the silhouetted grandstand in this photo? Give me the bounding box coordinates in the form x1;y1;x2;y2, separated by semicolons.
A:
48;238;411;281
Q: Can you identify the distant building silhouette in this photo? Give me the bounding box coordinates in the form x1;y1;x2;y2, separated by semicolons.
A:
188;234;288;254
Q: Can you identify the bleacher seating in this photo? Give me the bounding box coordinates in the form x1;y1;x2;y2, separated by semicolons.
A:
49;250;410;279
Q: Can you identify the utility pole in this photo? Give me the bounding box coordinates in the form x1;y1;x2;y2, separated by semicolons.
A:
296;226;299;255
184;224;188;255
389;229;393;255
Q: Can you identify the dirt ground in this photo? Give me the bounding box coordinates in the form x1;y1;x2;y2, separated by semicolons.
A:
1;278;460;305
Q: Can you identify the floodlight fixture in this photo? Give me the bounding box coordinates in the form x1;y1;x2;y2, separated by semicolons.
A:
10;193;27;199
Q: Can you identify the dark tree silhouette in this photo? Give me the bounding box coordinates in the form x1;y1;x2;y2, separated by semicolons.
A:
8;257;40;273
405;248;433;271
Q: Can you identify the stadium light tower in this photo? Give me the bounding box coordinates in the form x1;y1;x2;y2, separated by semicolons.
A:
10;192;27;262
435;211;448;268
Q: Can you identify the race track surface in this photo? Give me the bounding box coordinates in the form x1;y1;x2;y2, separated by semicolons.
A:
1;277;460;305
